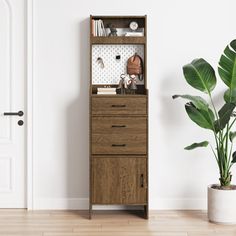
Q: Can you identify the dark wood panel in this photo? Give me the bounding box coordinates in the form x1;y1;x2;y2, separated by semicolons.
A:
91;16;146;28
92;116;147;155
92;97;147;115
92;155;147;159
91;36;146;44
92;157;147;204
92;116;146;134
92;15;146;19
92;134;146;155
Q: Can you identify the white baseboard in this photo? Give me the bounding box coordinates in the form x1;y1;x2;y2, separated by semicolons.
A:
34;198;89;210
33;197;207;210
150;198;207;210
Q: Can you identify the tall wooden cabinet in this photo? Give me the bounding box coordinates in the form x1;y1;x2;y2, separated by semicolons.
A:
89;15;148;219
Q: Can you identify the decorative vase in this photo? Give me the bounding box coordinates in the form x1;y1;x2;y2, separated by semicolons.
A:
208;184;236;224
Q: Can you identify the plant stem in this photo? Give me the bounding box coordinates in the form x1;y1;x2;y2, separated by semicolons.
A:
225;123;229;170
208;93;232;186
226;141;233;172
229;117;236;130
210;144;219;164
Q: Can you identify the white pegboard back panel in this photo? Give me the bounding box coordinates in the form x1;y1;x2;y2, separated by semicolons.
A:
92;44;144;85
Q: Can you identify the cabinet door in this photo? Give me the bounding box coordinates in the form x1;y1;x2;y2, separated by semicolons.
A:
92;157;147;204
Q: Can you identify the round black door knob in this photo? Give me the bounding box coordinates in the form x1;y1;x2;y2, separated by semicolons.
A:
18;111;24;117
18;120;24;126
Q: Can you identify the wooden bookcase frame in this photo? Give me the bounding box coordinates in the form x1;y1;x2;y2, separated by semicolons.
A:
89;15;148;219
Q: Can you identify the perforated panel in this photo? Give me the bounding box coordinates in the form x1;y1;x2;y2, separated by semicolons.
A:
92;44;144;85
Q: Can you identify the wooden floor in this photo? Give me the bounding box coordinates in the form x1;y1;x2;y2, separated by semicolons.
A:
0;210;235;236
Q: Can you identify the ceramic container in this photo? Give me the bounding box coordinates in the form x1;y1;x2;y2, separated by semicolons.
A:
208;184;236;224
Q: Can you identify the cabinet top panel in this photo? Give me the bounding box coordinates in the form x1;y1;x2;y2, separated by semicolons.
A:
91;15;146;19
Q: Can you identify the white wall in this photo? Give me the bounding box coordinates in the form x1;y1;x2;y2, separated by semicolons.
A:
33;0;236;209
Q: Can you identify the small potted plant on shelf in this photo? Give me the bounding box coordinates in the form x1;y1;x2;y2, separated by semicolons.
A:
173;39;236;224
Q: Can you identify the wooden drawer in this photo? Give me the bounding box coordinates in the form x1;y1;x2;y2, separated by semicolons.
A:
92;157;147;204
92;117;147;155
91;96;147;115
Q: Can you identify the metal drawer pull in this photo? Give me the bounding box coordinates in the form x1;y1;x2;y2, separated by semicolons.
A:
4;111;24;117
111;125;126;128
111;105;126;107
112;144;126;147
140;174;144;188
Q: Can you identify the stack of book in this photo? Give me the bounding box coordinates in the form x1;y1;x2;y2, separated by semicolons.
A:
125;32;144;37
97;87;116;95
92;19;107;37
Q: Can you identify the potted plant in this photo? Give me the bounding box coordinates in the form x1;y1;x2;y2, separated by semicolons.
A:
173;39;236;224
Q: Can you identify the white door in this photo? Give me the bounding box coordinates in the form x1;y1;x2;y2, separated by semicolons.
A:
0;0;26;208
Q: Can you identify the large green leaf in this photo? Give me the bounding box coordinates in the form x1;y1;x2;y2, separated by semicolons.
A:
183;58;216;94
185;103;215;130
219;40;236;101
214;103;235;132
172;94;209;111
232;151;236;164
224;88;236;103
229;131;236;142
184;141;209;150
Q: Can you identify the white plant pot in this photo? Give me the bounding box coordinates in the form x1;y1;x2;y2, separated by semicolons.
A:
208;184;236;224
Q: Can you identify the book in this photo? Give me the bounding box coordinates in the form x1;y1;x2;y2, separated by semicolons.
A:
96;20;100;36
97;90;116;93
125;32;144;37
97;87;116;92
96;20;99;36
100;19;106;36
92;19;106;37
97;91;116;95
98;20;102;36
94;20;97;36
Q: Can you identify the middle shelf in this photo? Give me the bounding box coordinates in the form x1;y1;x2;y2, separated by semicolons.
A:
91;36;146;44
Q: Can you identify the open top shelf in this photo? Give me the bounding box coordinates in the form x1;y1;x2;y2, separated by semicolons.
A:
90;15;147;38
91;15;146;27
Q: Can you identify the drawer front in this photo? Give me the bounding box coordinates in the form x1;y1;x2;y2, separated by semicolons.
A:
92;117;147;155
92;157;147;204
92;97;147;115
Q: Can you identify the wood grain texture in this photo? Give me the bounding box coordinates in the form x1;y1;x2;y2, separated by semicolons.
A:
0;210;235;236
90;15;148;218
92;158;147;204
145;90;149;219
92;17;145;27
92;116;147;155
91;96;147;115
91;36;146;44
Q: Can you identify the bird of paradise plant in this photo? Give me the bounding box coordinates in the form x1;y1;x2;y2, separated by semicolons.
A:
173;40;236;188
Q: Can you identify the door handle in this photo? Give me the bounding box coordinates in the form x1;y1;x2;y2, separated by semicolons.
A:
111;105;126;108
140;174;144;188
112;144;126;147
4;111;24;117
111;125;126;128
